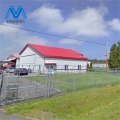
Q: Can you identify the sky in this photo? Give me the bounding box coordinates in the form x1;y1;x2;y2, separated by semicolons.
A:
0;0;120;60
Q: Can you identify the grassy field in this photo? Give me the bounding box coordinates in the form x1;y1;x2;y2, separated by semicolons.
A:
28;72;120;93
3;83;120;120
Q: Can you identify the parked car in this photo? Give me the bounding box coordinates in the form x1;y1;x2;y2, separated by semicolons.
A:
14;68;28;75
5;67;16;73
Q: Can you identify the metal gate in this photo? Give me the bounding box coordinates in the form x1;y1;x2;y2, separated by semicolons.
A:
0;70;64;107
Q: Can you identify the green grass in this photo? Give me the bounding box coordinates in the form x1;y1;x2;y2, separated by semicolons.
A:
3;84;120;120
28;72;120;93
89;67;111;72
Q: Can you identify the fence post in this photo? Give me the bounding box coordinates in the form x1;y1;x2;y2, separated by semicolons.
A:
35;70;38;98
87;69;89;89
74;73;75;92
48;69;51;98
0;73;3;105
93;72;96;88
79;69;81;90
105;71;107;86
52;73;54;97
116;69;118;84
45;71;48;98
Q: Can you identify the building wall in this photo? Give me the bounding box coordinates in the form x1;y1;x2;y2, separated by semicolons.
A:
16;59;20;68
45;58;87;73
17;46;45;72
92;63;108;68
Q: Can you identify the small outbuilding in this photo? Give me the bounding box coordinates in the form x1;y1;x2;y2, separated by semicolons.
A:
4;54;20;68
92;63;108;68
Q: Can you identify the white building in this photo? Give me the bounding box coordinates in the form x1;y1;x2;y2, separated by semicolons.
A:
4;54;20;68
92;63;108;68
16;43;88;73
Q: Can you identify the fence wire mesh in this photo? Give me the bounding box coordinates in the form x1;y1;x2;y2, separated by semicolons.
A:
0;65;120;107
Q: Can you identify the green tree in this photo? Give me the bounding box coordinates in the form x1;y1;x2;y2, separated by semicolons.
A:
116;41;120;69
0;61;3;63
87;63;89;69
108;43;117;68
89;62;92;69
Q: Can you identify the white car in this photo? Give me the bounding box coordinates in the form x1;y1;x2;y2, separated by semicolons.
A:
5;67;16;73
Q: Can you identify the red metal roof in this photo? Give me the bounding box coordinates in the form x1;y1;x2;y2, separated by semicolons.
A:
12;54;20;58
19;43;88;60
7;54;20;59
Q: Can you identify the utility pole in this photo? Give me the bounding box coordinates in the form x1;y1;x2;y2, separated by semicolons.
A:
106;42;108;72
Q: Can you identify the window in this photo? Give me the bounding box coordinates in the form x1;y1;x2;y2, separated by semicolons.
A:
50;66;53;69
23;68;27;70
65;65;68;70
46;66;49;69
78;65;81;70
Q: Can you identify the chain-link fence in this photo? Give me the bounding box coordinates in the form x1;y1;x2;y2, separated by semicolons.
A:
0;65;120;107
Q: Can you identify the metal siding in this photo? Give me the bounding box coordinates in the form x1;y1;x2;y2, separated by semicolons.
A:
18;46;44;72
45;58;87;72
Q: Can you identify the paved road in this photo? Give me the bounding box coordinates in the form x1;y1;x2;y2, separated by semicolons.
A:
0;109;33;120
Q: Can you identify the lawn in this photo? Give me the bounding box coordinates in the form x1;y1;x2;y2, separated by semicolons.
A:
3;83;120;120
28;72;120;93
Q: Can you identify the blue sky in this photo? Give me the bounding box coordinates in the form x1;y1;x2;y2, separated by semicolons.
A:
0;0;120;60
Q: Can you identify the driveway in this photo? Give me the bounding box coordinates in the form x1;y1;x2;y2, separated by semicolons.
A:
0;109;32;120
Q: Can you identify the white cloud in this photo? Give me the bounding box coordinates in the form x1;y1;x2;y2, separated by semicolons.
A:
59;38;83;45
0;23;26;38
29;5;109;37
0;23;50;46
108;19;120;31
16;36;50;46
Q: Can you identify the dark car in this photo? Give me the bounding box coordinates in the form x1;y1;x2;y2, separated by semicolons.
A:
14;68;28;75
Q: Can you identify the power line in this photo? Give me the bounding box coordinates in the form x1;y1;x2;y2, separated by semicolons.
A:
0;23;112;46
88;50;106;58
89;55;106;60
94;55;106;59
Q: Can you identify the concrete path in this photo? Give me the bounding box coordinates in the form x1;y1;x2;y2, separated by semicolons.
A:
0;109;33;120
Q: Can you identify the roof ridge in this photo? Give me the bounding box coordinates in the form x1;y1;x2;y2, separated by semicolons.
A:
19;43;88;60
28;43;80;53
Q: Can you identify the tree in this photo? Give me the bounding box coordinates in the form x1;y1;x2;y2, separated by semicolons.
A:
87;63;89;69
108;43;117;69
89;59;106;63
89;62;92;69
116;41;120;69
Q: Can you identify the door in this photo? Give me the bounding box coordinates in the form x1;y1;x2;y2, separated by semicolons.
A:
46;65;56;72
